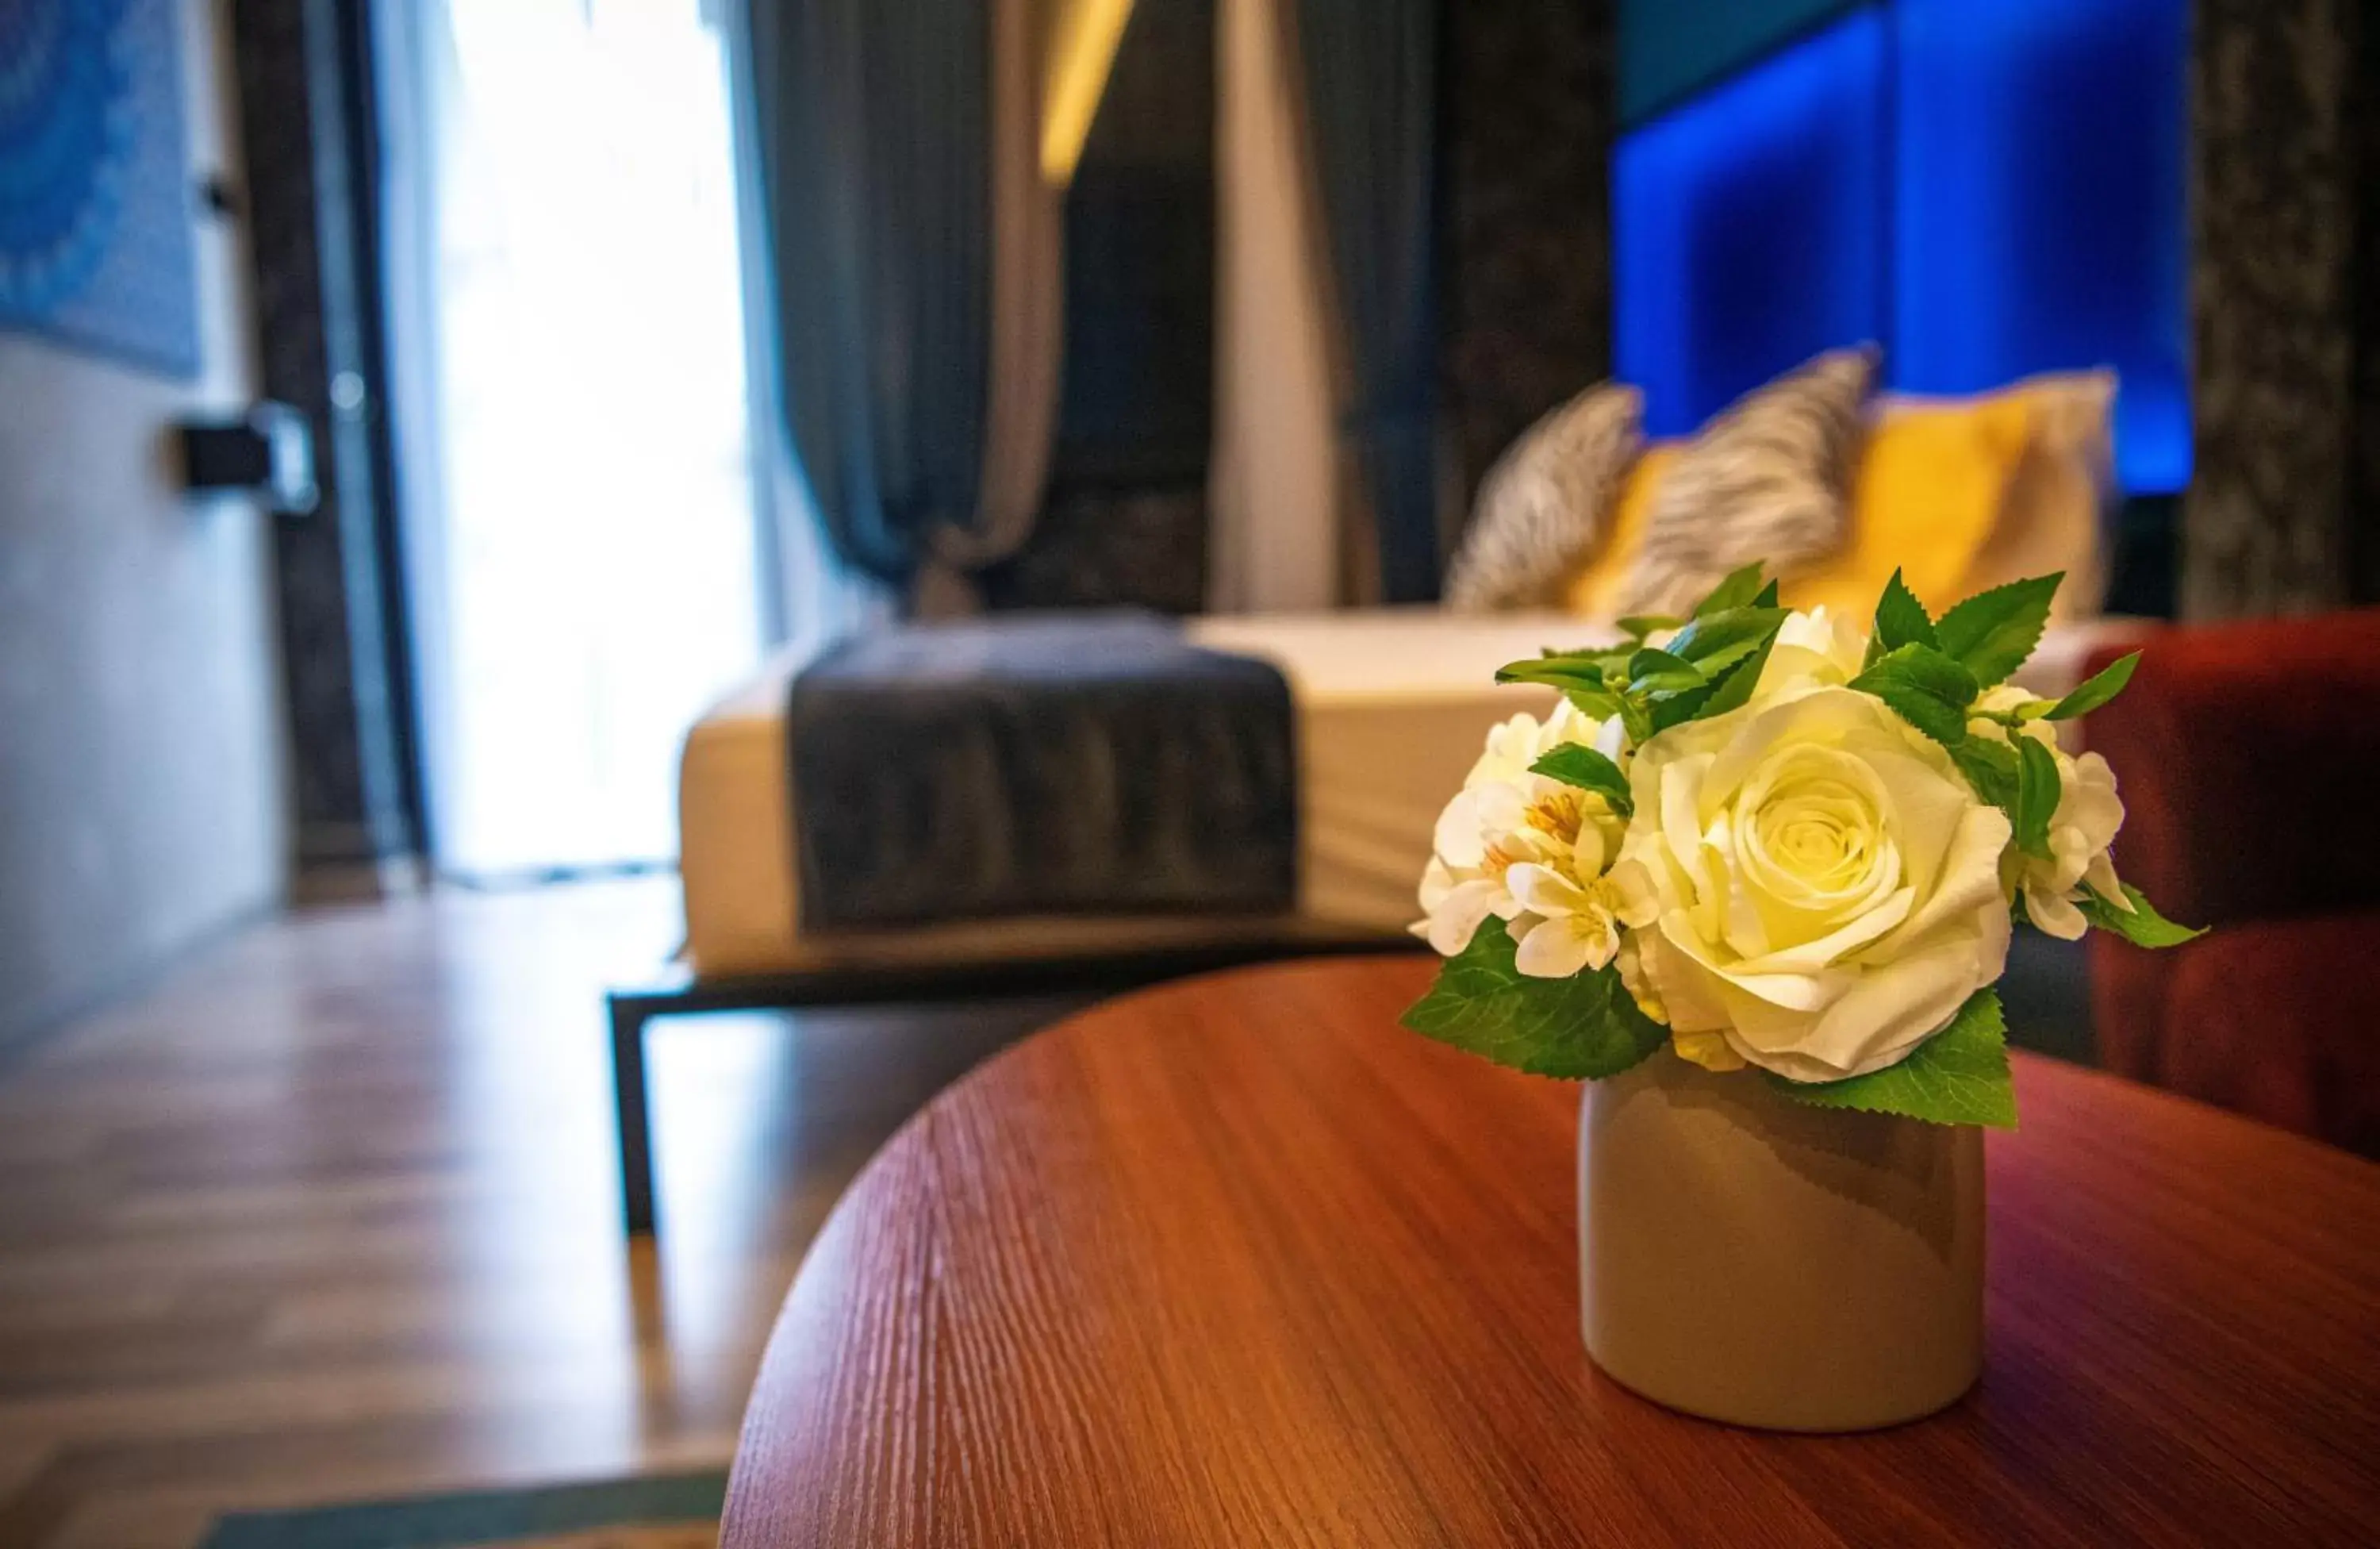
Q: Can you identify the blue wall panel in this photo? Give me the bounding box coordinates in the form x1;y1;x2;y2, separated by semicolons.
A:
1619;0;1861;127
1613;0;2190;491
1614;8;1887;438
1893;0;2190;492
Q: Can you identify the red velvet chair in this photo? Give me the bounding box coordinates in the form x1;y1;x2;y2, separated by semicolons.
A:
2084;609;2380;1159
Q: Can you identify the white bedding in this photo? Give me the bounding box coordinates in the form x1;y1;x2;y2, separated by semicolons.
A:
676;609;2140;979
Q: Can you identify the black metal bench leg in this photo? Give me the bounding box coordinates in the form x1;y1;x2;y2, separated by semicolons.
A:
609;994;657;1236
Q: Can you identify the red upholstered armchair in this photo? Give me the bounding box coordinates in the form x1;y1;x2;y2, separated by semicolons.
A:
2084;610;2380;1159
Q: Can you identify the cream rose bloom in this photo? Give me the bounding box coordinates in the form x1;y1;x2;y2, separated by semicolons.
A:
1617;683;2014;1082
1757;604;1868;694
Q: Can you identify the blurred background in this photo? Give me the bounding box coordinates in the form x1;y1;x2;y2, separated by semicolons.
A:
2;0;2374;1543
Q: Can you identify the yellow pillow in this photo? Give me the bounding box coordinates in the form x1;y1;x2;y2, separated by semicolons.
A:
1787;389;2038;617
1564;390;2039;620
1563;444;1681;618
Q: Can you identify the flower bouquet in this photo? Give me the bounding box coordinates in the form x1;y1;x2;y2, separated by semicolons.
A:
1401;566;2198;1429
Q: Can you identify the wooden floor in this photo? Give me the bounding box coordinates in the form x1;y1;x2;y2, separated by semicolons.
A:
0;878;1092;1549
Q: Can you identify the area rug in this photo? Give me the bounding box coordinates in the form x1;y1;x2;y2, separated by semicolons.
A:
198;1470;726;1549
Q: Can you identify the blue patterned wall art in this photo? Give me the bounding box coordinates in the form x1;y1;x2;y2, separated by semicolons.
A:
0;0;199;378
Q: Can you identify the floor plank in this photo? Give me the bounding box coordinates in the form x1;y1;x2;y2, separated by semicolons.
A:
0;878;1089;1548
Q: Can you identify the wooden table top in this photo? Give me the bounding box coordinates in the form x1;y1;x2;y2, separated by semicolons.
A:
722;956;2380;1547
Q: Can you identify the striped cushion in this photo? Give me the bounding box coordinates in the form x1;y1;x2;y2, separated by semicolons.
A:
1617;347;1878;617
1445;382;1643;611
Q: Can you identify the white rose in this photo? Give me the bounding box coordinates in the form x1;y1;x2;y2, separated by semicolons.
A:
1757;605;1868;695
1968;687;2128;940
1415;704;1630;959
1618;685;2014;1082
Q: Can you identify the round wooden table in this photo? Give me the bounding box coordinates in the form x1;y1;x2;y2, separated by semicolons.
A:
722;957;2380;1546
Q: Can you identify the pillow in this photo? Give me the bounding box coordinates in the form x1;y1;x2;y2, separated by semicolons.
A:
1615;347;1878;617
1444;382;1643;611
1957;371;2117;624
1562;444;1680;619
1782;386;2040;618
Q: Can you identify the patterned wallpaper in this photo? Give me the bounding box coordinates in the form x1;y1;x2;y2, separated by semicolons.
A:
2185;0;2369;617
1437;0;1618;521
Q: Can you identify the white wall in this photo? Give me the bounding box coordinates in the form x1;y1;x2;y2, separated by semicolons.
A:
0;0;286;1046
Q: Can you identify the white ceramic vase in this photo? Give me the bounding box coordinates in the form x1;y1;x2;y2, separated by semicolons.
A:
1577;1050;1985;1432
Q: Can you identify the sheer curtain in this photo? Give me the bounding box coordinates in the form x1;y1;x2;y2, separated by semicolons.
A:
380;0;818;875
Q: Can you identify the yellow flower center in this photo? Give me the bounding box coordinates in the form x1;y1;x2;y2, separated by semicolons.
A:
1526;787;1587;846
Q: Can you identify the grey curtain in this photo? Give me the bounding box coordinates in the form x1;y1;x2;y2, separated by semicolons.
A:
747;0;991;585
1293;0;1442;603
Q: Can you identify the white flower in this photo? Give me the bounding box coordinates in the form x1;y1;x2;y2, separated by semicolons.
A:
1415;703;1630;958
1616;684;2013;1082
1756;605;1869;696
1967;688;2128;940
1505;855;1659;978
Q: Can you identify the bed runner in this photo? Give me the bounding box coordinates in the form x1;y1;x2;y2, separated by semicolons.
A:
785;613;1297;931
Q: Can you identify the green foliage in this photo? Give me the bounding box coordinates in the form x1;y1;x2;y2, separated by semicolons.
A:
1768;989;2017;1128
1565;686;1627;723
1664;605;1791;679
2042;652;2140;721
2012;735;2062;859
1626;647;1707;695
2079;884;2205;947
1694;632;1775;719
1614;693;1653;744
1694;563;1768;618
1933;574;2061;687
1848;644;1980;747
1497;581;1793;747
1495;653;1608;693
1401;918;1669;1080
1950;736;2020;813
1530;744;1633;817
1872;568;1939;658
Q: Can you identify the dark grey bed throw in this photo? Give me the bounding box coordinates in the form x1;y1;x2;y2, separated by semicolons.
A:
785;613;1297;931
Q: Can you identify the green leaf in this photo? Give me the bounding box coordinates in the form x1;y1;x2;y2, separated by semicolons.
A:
2013;735;2061;859
1697;632;1776;718
2078;883;2206;948
1934;574;2062;686
1401;917;1668;1080
1650;614;1791;732
1615;693;1653;746
1874;569;1939;655
1618;613;1685;640
1849;644;1981;747
1627;647;1708;695
1768;989;2017;1128
1564;687;1626;722
1754;577;1781;608
1530;744;1633;817
1949;736;2021;813
1664;605;1790;678
1693;563;1767;618
2043;652;2140;721
1495;655;1605;690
